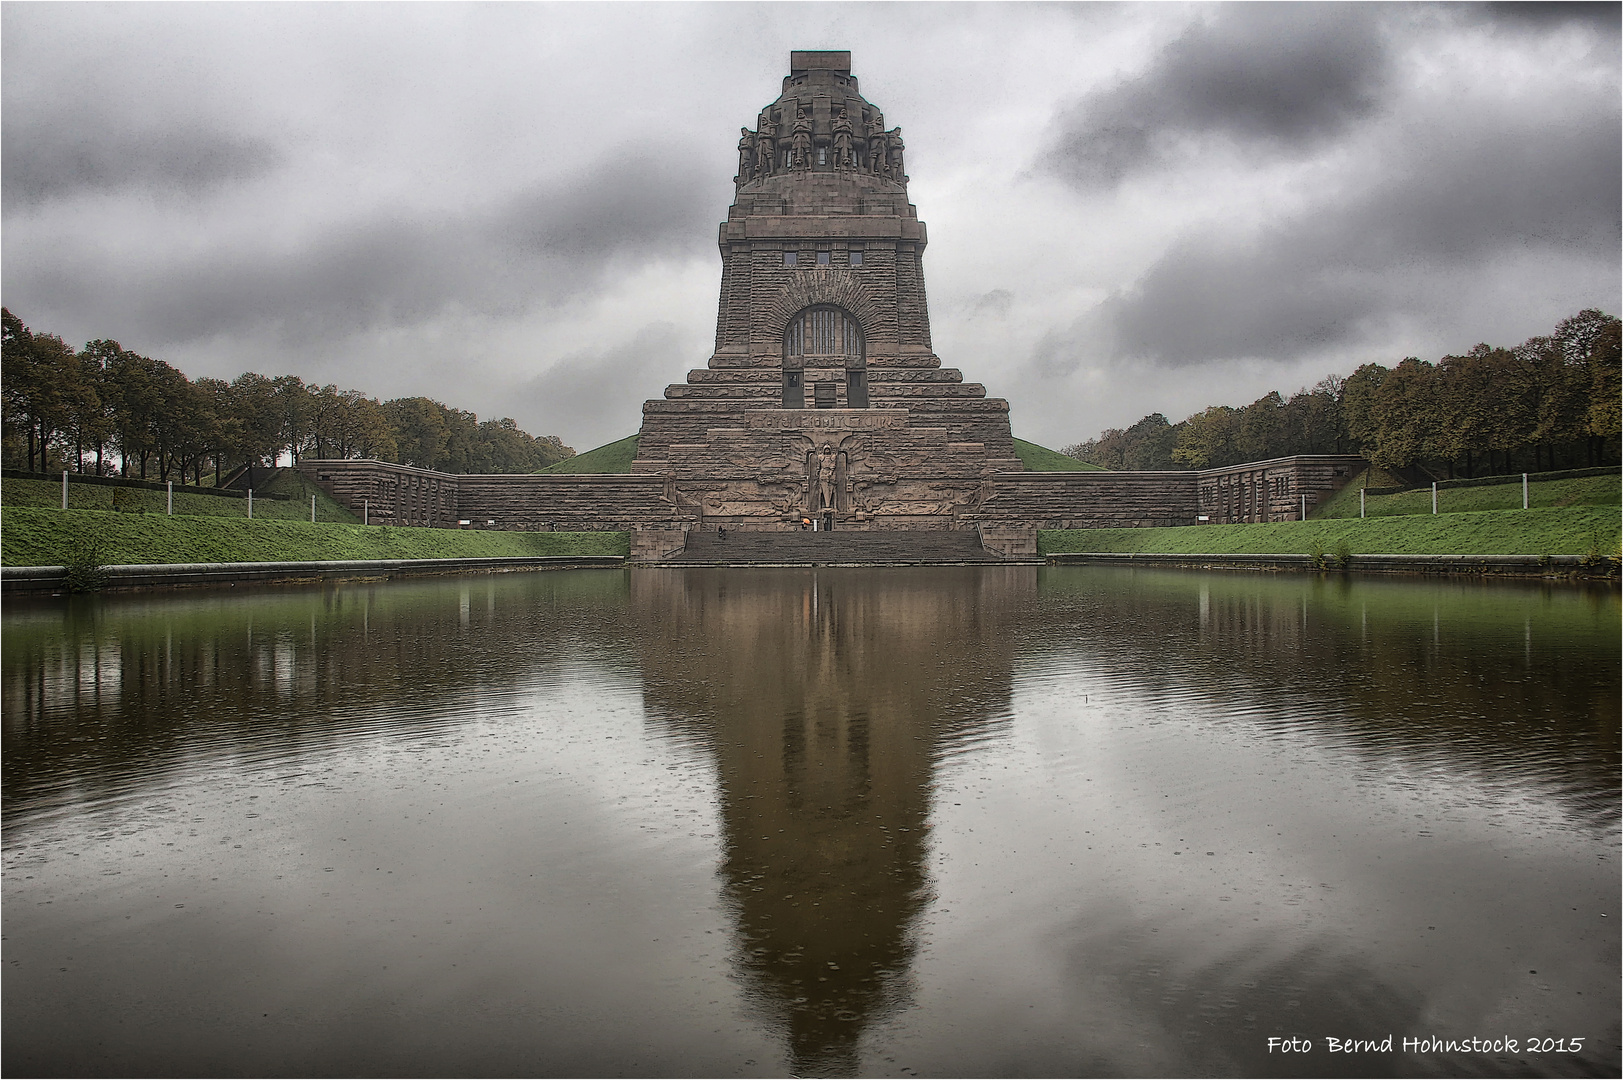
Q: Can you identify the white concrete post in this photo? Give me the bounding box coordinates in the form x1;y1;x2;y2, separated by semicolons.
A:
1522;473;1528;510
363;499;369;526
247;489;253;519
1360;487;1366;519
61;470;68;510
167;480;173;516
312;495;317;523
1300;494;1306;521
1432;482;1438;515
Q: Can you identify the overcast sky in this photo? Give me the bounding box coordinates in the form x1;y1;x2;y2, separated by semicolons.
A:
4;2;1618;452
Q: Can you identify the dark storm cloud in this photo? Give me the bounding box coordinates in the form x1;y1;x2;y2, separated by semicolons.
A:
21;148;718;348
1474;2;1621;35
1;117;282;212
1045;3;1390;187
1089;93;1620;366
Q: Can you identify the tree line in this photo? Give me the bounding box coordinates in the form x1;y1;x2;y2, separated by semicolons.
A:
1064;309;1621;477
2;309;574;482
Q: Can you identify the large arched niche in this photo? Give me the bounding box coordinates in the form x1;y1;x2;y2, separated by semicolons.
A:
780;303;869;408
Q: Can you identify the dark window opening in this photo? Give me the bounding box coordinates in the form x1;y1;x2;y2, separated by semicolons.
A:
847;370;868;409
785;305;866;410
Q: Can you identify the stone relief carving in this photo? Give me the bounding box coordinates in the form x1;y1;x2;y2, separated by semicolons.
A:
816;442;839;508
702;480;801;517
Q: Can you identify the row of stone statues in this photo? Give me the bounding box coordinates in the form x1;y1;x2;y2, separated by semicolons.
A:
737;108;905;182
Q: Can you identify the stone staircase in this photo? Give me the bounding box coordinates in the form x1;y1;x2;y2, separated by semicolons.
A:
657;529;1028;566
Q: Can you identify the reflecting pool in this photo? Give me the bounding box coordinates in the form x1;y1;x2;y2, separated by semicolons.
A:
3;567;1617;1077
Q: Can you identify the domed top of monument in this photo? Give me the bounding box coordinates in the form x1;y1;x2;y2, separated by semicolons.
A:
734;50;909;203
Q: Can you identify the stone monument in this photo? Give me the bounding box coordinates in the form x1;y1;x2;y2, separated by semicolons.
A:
631;50;1021;531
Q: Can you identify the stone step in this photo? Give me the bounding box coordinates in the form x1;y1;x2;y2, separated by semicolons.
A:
659;529;1017;565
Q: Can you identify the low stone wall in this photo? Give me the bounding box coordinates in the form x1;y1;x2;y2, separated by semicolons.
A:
299;461;680;532
1195;456;1362;524
1044;552;1615;580
970;470;1198;530
298;454;1363;535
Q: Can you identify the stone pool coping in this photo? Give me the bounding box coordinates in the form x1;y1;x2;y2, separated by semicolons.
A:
1044;552;1616;579
1;556;626;594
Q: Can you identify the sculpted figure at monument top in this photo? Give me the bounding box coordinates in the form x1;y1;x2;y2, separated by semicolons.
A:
867;113;888;175
790;109;814;171
885;127;906;180
736;127;755;184
831;110;855;170
754;113;777;178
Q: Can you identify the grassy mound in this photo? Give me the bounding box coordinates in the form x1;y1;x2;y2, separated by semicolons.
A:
1013;438;1102;472
1039;505;1621;557
1;507;628;567
538;435;639;474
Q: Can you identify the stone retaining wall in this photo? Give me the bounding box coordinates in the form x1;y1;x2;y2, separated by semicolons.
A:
298;454;1364;536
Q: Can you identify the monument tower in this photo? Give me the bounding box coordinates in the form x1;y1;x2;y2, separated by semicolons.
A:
633;50;1021;530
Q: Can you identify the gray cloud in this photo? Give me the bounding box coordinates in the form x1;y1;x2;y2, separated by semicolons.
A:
514;322;694;451
1474;2;1622;35
8;148;719;348
1046;4;1391;187
1;118;282;212
967;289;1014;320
1;4;1615;453
1093;92;1620;366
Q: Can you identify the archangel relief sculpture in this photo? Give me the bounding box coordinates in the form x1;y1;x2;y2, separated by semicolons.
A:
816;442;840;510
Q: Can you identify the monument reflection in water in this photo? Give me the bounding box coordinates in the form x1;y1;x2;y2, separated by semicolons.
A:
630;568;1028;1073
2;567;1618;1077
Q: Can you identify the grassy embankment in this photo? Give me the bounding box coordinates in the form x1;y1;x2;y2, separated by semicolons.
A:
1040;472;1620;557
538;435;1100;474
2;470;627;566
1013;438;1101;471
538;435;639;474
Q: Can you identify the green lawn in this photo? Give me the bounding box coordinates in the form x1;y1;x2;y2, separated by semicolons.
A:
1;507;628;567
1040;505;1621;557
1315;471;1618;519
538;435;639;474
4;470;361;523
1013;438;1102;471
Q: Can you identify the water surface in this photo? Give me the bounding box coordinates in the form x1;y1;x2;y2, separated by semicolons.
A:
4;567;1617;1077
